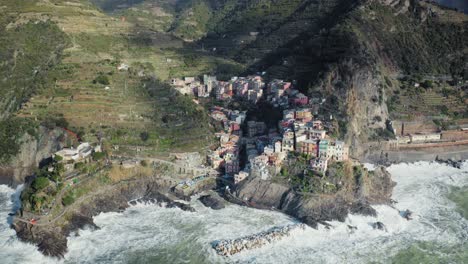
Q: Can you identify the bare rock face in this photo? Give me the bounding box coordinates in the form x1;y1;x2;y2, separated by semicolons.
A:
0;126;67;186
234;165;394;228
199;194;225;210
319;62;390;158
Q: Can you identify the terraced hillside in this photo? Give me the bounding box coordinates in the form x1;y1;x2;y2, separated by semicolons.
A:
1;0;466;161
0;0;246;162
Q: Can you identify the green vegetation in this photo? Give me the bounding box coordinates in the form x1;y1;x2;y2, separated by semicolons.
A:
62;192;75;206
21;160;66;213
279;159;371;195
0;18;69;118
0;117;38;164
93;75;110;85
357;3;465;77
388;77;466;121
92;151;106;161
142;77;215;151
279;155;346;194
31;177;50;191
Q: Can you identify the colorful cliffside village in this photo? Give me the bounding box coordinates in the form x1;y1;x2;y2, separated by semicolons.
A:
171;75;350;184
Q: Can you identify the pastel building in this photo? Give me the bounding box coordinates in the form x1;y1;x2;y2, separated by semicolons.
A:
311;157;329;173
297;140;318;156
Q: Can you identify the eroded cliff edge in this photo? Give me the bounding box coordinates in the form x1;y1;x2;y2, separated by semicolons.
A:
232;163;394;228
11;176;197;258
0;126;67;186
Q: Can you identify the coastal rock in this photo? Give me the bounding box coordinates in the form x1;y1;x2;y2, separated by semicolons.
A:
199;194;225;210
131;192;196;212
232;164;394;228
435;157;463;169
400;209;413;220
350;201;377;216
12;177;192;258
372;221;387;231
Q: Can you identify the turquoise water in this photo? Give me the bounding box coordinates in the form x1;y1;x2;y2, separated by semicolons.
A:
448;186;468;220
390;241;467;264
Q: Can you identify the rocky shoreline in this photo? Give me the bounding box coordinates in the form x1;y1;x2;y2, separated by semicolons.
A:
11;177;195;258
8;160;407;259
230;165;395;228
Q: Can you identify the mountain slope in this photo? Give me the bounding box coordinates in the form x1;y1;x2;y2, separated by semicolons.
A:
198;0;466;155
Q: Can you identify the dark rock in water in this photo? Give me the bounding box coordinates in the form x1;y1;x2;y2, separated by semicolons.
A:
435;158;463;169
350;201;377;217
347;225;358;231
232;165;395;229
13;221;68;259
400;209;413;220
146;192;196;212
12;177;195;258
174;202;196;212
37;233;68;258
372;221;387;231
199;195;225;210
66;214;99;232
131;192;196;212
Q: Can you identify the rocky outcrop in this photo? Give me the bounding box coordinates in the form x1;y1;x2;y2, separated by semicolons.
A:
0;126;67;186
212;224;306;256
199;194;225;210
233;165;394;228
12;176;193;258
435;157;464;169
319;62;390;158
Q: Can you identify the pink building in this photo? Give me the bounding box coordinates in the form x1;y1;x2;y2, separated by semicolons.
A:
225;160;240;174
291;93;308;106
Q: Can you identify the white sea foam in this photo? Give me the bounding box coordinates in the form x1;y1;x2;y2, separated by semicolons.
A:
0;161;466;263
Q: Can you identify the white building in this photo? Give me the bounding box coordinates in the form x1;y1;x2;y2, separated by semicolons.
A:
311;157;329;173
250;155;270;180
55;142;93;162
234;171;249;184
308;129;327;139
325;141;349;161
274;141;282;153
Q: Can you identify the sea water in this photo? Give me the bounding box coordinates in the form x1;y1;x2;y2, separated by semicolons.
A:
0;161;467;264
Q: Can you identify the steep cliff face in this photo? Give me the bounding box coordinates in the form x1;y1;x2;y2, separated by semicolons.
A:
234;164;394;228
284;0;464;157
0;127;67;186
317;61;390;156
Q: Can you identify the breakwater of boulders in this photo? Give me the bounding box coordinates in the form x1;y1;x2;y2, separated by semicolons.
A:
212;224;306;256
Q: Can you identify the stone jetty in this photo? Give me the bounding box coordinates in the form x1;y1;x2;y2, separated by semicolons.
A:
212;224;306;256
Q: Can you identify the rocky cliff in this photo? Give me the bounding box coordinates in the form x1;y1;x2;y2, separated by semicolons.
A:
0;126;67;186
12;176;192;258
233;164;394;228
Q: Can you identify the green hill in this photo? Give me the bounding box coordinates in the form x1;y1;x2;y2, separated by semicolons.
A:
0;0;466;161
